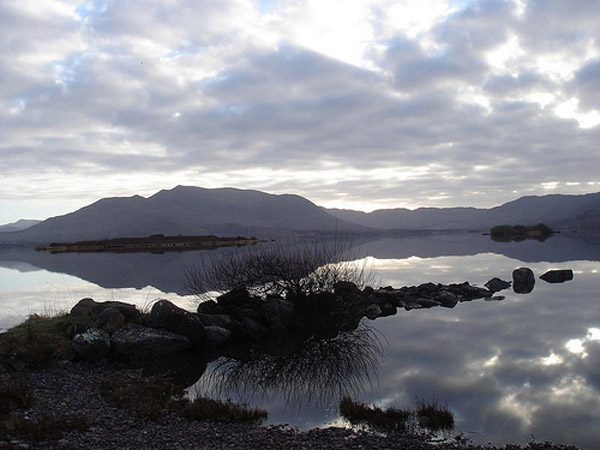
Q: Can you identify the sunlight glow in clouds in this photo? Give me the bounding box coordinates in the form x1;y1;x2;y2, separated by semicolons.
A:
1;0;600;223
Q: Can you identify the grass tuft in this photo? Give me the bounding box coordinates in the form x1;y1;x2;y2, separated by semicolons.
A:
0;374;35;414
101;377;267;423
339;396;455;433
0;414;94;442
415;397;455;431
0;313;89;368
339;396;411;432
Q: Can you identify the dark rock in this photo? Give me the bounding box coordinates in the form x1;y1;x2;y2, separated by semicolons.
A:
415;298;441;308
334;281;362;297
540;269;574;284
434;290;459;308
447;282;492;300
365;304;382;320
146;300;206;346
70;298;141;324
379;302;397;317
197;300;221;314
216;287;251;309
72;328;111;361
513;267;535;294
241;317;269;339
484;277;512;293
95;307;125;334
197;312;232;328
111;323;191;359
204;326;232;347
261;297;296;328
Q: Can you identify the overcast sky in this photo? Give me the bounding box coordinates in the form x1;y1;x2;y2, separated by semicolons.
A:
1;0;600;223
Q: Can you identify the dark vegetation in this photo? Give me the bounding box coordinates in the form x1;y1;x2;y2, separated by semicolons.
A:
0;373;93;443
339;396;454;433
101;377;267;423
0;313;89;369
184;235;373;300
490;223;554;242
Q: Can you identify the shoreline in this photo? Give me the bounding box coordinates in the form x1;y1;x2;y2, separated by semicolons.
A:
0;361;581;450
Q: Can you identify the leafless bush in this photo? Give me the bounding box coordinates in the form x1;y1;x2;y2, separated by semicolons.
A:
183;234;375;301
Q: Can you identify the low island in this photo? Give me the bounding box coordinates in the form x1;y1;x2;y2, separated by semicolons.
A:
35;234;261;253
489;223;555;242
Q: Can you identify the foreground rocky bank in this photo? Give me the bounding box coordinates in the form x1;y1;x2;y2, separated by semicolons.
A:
0;362;580;450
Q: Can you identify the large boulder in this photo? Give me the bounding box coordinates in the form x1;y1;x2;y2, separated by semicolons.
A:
540;269;574;284
513;267;535;294
433;290;459;308
365;304;382;320
72;328;111;361
197;313;232;328
261;296;296;328
146;300;206;346
95;307;125;334
216;288;251;310
70;298;141;324
111;323;191;359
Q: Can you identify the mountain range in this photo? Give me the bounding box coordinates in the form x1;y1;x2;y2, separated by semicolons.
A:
1;186;599;245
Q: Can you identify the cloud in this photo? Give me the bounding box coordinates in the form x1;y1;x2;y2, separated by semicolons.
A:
1;0;600;222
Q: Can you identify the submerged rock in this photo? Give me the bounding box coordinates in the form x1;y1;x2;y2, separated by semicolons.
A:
540;269;574;284
513;267;535;294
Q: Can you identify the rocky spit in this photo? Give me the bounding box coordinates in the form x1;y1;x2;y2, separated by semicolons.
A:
1;361;580;450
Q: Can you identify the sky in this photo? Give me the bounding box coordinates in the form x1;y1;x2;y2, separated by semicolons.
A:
1;0;600;224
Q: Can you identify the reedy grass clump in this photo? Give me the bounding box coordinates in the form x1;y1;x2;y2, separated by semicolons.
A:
1;414;94;442
339;396;455;433
0;374;34;414
101;377;267;423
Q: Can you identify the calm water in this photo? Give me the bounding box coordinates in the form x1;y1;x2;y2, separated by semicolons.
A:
1;232;599;448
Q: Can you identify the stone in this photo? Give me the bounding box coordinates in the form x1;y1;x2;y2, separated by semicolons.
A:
365;304;382;320
111;323;191;359
540;269;574;284
261;297;296;327
204;326;232;347
241;317;269;339
513;267;535;294
379;302;397;317
146;300;206;346
70;298;141;324
434;290;459;308
197;300;221;314
216;287;251;309
415;298;441;308
484;277;512;293
95;307;125;334
72;328;111;361
197;313;232;328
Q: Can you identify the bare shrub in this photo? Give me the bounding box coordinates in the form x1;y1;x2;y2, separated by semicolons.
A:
184;234;375;301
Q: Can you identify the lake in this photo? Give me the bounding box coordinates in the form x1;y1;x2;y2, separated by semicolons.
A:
1;231;599;448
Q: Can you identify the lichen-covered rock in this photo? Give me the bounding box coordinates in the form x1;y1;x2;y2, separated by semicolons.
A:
111;323;191;359
95;307;125;334
72;328;111;361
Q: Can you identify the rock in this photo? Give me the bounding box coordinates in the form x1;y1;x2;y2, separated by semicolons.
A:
204;326;232;347
72;328;111;361
334;281;362;297
379;302;397;317
197;300;222;314
513;267;535;294
111;323;191;359
70;298;141;324
146;300;206;346
365;304;382;320
447;282;492;300
241;317;269;339
95;307;125;334
216;287;251;309
434;290;459;308
415;298;441;308
484;277;512;293
540;269;574;284
197;313;232;328
261;297;296;328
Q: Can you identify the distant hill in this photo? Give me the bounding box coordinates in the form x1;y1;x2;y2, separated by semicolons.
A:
0;186;367;244
328;192;600;231
1;188;598;246
0;219;41;233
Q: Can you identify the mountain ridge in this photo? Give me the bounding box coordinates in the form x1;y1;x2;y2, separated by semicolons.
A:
1;187;599;245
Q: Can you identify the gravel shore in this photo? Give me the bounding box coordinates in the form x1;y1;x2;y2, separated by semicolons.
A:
1;361;581;450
